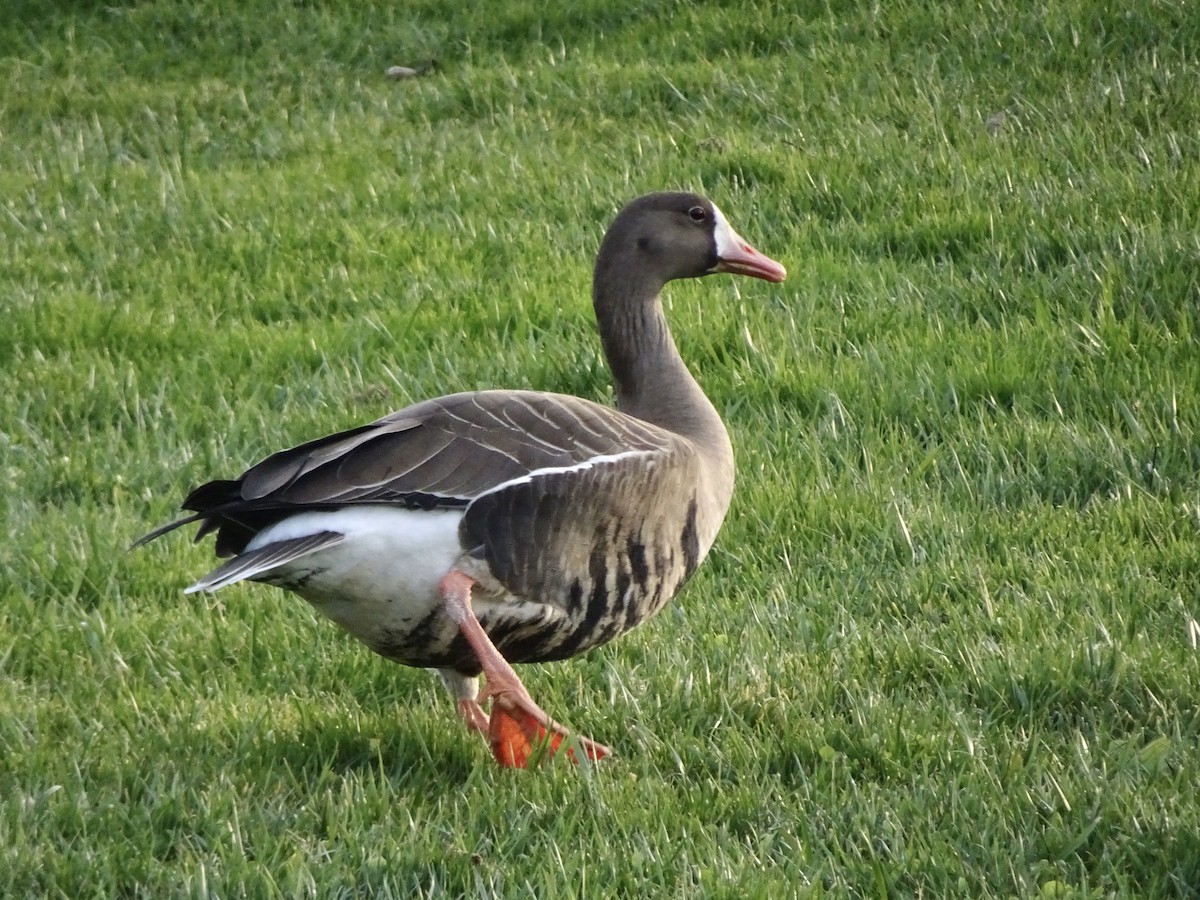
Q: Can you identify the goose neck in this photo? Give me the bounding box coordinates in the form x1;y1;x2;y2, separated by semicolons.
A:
592;275;730;466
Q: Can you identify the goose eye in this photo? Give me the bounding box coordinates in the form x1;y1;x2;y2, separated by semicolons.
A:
688;206;708;222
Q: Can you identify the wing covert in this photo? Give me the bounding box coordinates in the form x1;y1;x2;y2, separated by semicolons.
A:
233;390;677;507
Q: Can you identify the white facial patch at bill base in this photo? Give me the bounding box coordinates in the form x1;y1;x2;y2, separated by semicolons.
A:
710;203;741;259
709;203;787;282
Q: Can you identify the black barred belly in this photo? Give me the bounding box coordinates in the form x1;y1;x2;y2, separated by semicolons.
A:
484;501;703;666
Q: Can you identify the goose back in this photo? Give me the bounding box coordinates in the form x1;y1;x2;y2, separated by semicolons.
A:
167;387;731;669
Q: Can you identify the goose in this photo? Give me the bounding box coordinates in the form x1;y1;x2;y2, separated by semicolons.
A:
137;192;786;767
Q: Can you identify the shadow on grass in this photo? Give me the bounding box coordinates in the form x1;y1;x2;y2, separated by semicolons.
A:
234;718;482;786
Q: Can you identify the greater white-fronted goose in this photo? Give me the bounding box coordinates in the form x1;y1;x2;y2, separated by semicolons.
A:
138;192;786;767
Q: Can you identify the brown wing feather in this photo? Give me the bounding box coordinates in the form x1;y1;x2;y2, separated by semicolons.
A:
240;391;676;504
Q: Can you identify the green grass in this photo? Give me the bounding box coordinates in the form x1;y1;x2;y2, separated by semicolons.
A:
2;0;1198;896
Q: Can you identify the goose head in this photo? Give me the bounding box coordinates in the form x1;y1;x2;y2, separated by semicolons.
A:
594;192;786;293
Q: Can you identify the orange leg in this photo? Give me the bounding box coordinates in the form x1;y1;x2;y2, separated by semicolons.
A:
438;571;612;768
439;669;491;734
458;697;491;734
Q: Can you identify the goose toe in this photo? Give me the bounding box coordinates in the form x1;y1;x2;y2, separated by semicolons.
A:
487;694;611;768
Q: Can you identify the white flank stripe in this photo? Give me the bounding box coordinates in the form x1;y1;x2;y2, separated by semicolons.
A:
472;449;657;500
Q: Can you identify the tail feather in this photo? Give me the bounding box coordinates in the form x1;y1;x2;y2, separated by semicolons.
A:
185;531;345;593
129;514;206;550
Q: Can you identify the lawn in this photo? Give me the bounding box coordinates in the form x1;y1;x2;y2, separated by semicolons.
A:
2;0;1198;896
